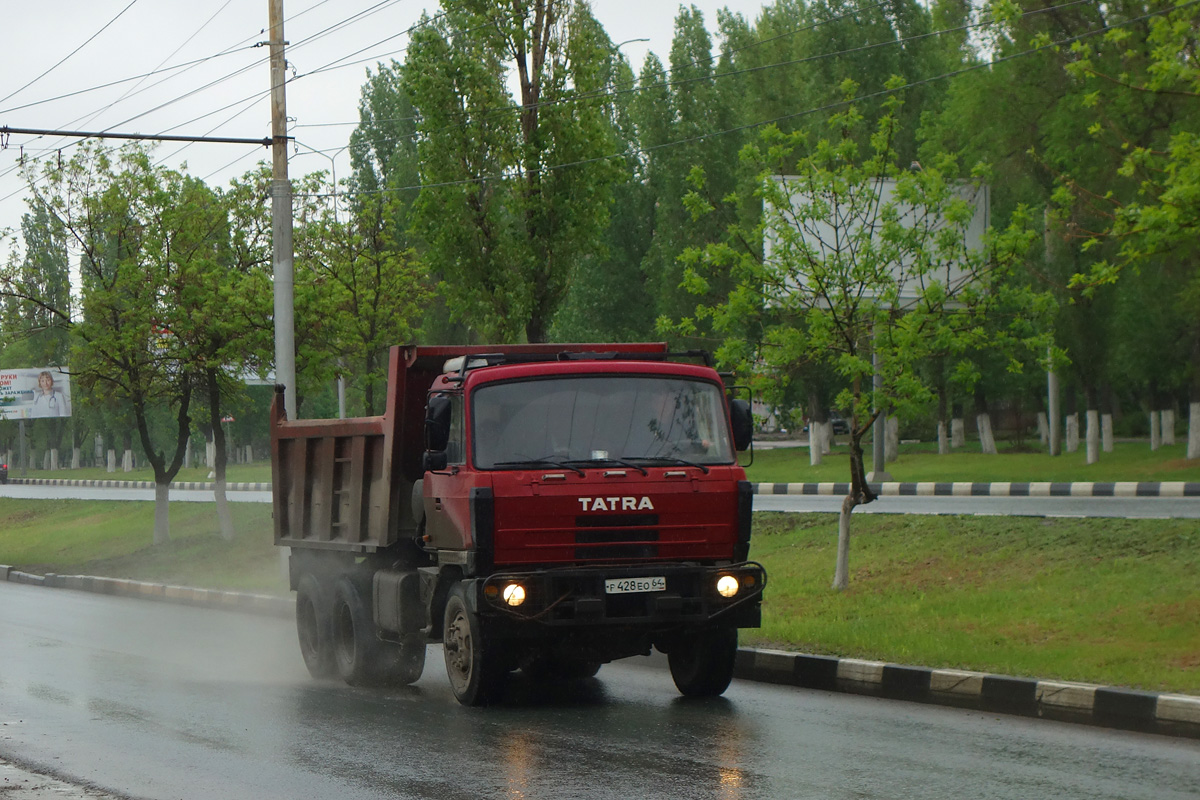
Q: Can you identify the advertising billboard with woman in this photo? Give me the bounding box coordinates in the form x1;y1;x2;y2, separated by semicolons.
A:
0;368;73;419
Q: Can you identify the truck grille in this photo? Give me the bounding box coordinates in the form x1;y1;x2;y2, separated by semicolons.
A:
573;514;659;561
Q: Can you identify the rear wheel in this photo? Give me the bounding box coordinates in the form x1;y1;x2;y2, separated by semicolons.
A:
295;574;335;679
668;627;738;698
442;583;507;706
332;575;384;686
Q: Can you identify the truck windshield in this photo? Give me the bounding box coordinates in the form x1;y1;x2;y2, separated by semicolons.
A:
472;375;735;469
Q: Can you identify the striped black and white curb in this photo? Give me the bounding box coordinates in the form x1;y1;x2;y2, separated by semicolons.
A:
8;478;272;491
4;564;1197;738
8;478;1200;496
754;481;1200;497
733;649;1200;738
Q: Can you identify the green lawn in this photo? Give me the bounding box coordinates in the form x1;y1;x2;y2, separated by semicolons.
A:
744;440;1200;483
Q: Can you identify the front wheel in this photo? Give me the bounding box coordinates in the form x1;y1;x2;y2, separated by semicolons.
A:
442;583;507;706
668;627;739;698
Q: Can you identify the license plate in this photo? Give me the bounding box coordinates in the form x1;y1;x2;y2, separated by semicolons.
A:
604;576;666;594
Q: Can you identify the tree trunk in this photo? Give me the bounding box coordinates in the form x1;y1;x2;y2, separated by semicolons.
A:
106;449;116;472
1036;411;1049;445
951;418;965;448
885;416;899;463
1189;401;1200;460
1150;410;1161;451
207;369;235;542
72;447;81;469
1065;414;1079;453
809;422;823;466
821;421;833;454
153;481;171;545
1161;409;1176;446
1086;410;1099;465
1102;414;1114;453
937;420;949;454
833;494;857;591
122;450;134;472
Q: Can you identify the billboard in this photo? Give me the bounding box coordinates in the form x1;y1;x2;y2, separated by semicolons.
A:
0;367;73;419
764;176;990;306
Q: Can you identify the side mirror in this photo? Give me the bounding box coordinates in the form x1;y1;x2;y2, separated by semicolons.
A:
425;395;452;453
730;399;753;452
422;450;448;472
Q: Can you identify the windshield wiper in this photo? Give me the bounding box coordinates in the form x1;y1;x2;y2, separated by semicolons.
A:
492;457;586;476
625;456;710;474
566;457;649;476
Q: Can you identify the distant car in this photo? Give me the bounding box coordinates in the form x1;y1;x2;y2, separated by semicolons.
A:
802;412;850;435
0;462;7;484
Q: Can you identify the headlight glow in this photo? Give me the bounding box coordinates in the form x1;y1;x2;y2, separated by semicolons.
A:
502;582;527;606
716;575;740;598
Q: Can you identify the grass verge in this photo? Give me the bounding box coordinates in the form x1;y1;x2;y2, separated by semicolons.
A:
745;441;1200;483
0;498;1196;694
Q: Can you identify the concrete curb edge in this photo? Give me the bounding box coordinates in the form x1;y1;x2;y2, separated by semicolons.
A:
4;564;1197;739
7;478;1200;497
732;649;1200;739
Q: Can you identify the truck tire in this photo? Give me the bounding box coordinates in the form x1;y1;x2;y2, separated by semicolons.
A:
295;574;336;679
442;583;507;706
331;575;384;686
668;627;738;698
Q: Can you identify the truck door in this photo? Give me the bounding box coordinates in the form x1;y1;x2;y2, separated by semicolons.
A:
424;393;471;551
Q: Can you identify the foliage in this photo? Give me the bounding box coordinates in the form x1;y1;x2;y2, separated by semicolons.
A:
402;0;622;343
671;93;1053;588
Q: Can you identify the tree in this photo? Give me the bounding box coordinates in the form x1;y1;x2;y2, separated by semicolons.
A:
403;1;622;343
21;143;233;545
673;93;1052;590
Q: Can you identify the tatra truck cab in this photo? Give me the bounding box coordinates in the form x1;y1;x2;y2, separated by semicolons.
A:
271;344;765;705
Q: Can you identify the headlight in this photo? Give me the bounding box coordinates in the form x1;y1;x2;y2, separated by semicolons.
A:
716;575;740;598
502;582;527;607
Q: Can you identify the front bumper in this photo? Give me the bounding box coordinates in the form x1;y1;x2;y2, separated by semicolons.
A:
477;562;766;630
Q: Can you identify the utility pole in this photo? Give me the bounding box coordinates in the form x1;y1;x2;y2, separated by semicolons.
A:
270;0;297;419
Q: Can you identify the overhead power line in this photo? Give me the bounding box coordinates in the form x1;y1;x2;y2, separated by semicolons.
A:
0;126;271;147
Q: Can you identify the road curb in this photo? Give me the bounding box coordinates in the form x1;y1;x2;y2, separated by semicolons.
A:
4;563;1197;738
8;478;271;491
8;478;1200;497
732;648;1200;739
753;481;1200;497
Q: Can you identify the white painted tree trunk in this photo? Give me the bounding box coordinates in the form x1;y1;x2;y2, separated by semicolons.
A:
1150;411;1161;451
153;481;171;545
951;418;965;448
1065;414;1079;453
833;501;853;591
94;434;104;462
49;449;58;471
1102;414;1114;453
1189;402;1200;460
977;413;997;455
1086;409;1100;465
821;421;833;455
1036;412;1049;445
809;425;823;466
122;450;134;472
245;444;254;463
206;441;217;469
886;417;899;463
937;421;949;455
106;449;116;473
1161;409;1176;445
184;438;192;469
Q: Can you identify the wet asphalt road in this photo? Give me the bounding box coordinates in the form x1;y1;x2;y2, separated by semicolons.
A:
1;582;1197;800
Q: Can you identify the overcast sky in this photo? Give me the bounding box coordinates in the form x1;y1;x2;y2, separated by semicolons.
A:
0;0;769;244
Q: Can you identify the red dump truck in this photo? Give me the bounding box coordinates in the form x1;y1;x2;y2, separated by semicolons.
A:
270;343;765;705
